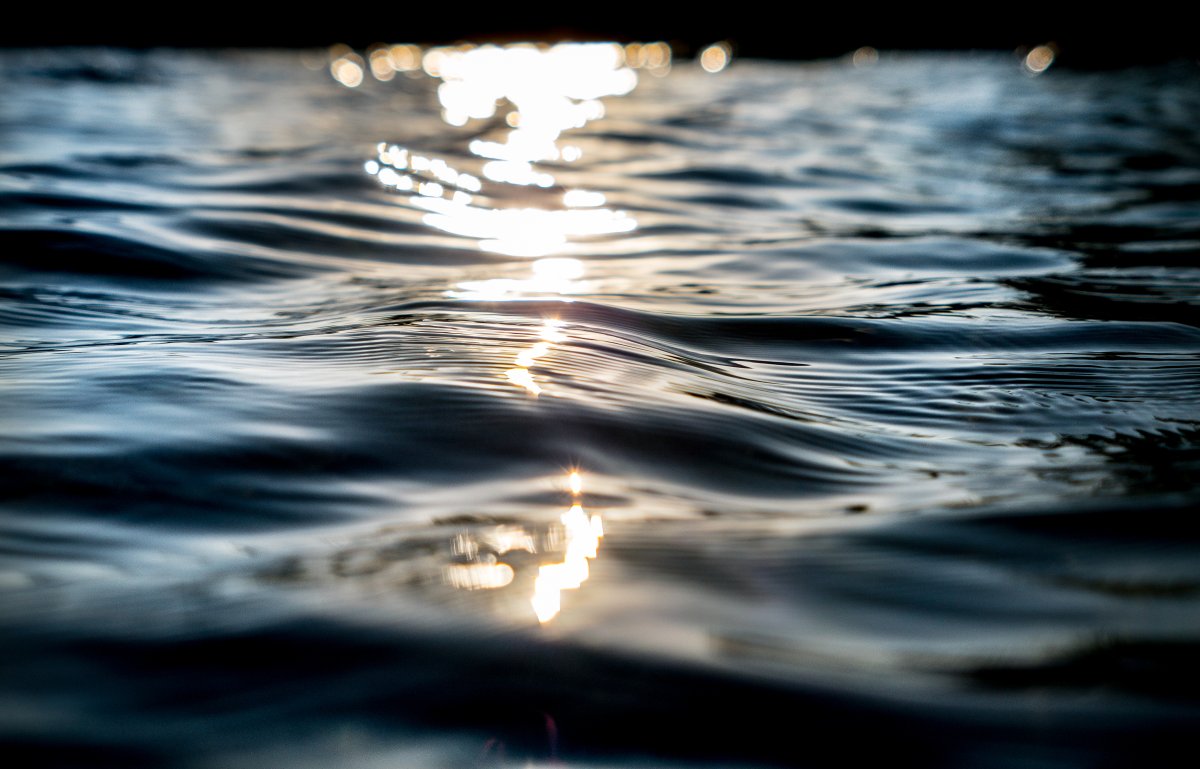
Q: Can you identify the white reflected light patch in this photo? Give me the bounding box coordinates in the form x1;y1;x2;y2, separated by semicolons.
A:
479;160;555;188
449;259;586;302
431;43;636;166
362;41;640;257
563;189;606;208
444;562;515;590
532;472;604;623
440;469;605;624
366;145;633;259
417;196;635;257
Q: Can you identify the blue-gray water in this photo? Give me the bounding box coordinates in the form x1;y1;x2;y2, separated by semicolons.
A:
2;47;1199;768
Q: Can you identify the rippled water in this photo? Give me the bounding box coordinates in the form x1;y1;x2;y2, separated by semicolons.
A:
3;47;1199;768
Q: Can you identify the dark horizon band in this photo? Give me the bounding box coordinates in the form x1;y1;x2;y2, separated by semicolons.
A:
3;7;1195;65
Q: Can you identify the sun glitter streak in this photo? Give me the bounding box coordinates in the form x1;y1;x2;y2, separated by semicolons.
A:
532;471;605;623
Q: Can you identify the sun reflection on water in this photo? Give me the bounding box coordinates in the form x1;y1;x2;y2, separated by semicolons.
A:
504;318;567;397
359;41;641;258
531;497;604;624
441;470;604;625
417;197;635;258
532;470;605;624
352;44;627;624
450;257;587;301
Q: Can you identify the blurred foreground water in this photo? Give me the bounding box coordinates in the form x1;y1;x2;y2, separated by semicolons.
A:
2;46;1199;767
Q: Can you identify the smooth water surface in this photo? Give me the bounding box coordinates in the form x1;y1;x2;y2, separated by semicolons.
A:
2;47;1199;767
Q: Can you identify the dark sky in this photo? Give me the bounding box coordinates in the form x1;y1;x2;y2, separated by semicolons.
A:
4;5;1195;65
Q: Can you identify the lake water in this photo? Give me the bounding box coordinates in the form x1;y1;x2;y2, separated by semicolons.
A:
2;46;1199;768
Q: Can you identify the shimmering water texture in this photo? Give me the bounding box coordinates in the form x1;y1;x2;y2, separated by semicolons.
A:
3;47;1200;768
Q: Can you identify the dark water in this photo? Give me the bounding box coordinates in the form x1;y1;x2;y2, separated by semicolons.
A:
3;47;1199;768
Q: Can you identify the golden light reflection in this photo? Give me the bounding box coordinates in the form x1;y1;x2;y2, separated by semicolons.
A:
851;46;879;68
330;42;429;84
699;42;732;73
331;53;365;88
625;41;672;76
388;44;423;73
440;470;605;624
1024;44;1056;74
421;46;451;78
368;47;395;81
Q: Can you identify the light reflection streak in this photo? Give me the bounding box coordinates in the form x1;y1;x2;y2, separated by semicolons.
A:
533;471;604;623
356;46;624;622
449;258;586;301
420;197;636;257
365;136;635;258
451;273;565;300
440;470;605;625
505;318;567;397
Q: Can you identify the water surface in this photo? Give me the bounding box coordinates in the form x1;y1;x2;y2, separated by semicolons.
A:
2;47;1199;768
